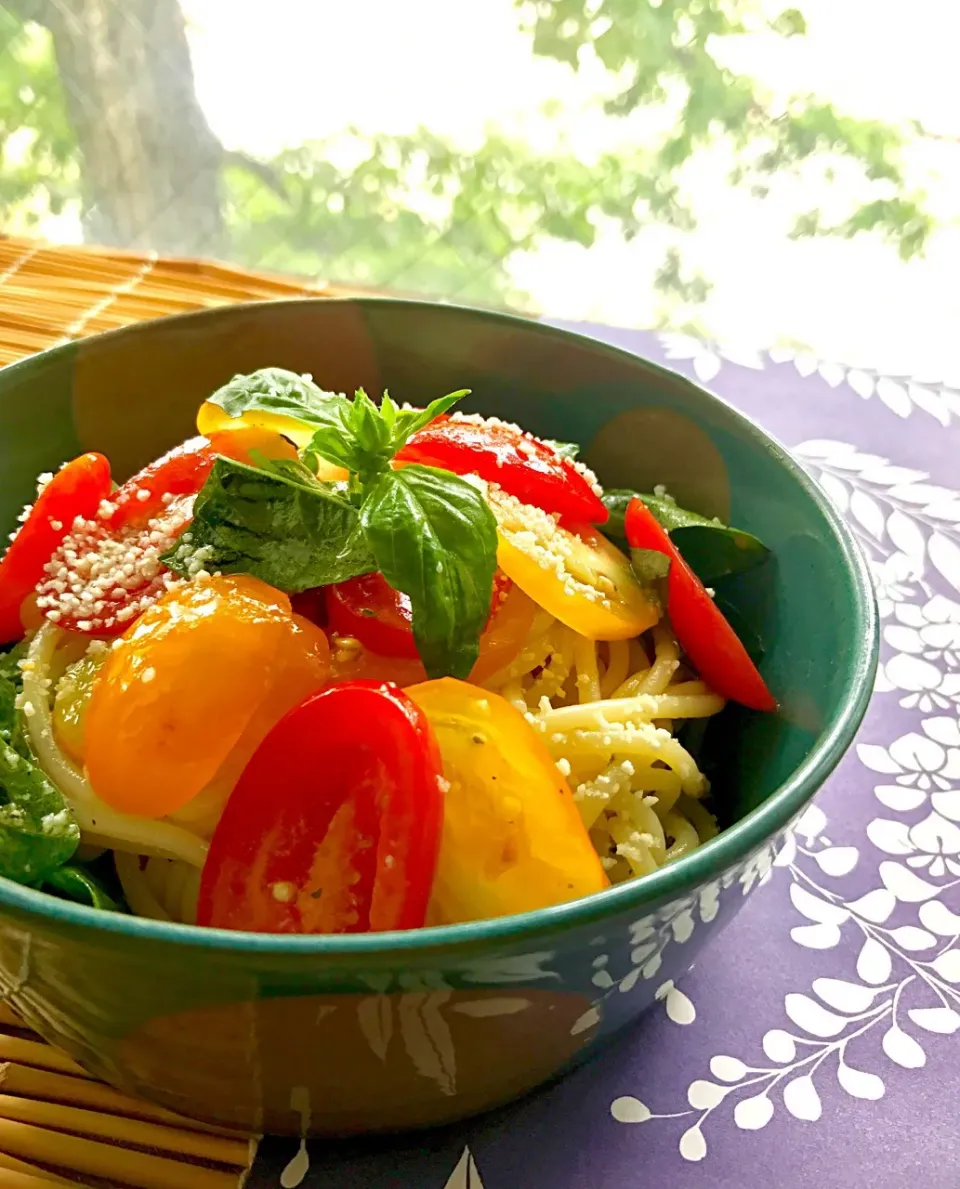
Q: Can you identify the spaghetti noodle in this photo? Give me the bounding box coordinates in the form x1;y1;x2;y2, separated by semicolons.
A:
0;373;776;933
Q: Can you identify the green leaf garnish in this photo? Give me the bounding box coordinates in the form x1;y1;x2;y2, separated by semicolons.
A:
602;489;769;584
0;644;80;887
189;375;497;677
360;466;498;680
162;456;374;592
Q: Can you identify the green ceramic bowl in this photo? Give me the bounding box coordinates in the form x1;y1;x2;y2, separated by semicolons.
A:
0;299;876;1136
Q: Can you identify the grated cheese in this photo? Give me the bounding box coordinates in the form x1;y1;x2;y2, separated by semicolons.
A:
35;497;193;633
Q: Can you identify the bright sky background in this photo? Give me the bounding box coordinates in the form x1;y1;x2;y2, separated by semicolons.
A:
181;0;960;380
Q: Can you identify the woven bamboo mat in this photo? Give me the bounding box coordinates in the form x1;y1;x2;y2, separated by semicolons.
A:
0;1004;257;1188
0;234;365;367
0;234;364;1184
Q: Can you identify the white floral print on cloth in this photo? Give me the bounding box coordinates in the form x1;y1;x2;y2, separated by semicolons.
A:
607;416;960;1163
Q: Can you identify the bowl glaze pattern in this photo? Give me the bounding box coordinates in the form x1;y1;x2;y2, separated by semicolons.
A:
0;300;877;1134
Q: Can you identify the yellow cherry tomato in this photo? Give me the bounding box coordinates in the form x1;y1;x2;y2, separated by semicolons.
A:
85;575;330;818
197;403;348;482
206;426;299;464
490;490;660;641
406;679;609;924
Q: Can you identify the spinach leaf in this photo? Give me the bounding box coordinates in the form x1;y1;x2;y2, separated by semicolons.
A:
43;864;123;912
162;457;374;592
602;489;769;584
0;645;80;886
360;466;498;680
209;367;350;429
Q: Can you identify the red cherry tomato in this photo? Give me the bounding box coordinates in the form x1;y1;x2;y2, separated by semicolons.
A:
624;498;776;712
36;438;219;636
0;453;112;645
197;681;445;934
104;436;217;533
395;415;608;524
326;573;420;658
35;432;292;637
325;571;513;660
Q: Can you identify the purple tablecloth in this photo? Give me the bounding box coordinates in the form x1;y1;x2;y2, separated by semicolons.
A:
251;324;960;1189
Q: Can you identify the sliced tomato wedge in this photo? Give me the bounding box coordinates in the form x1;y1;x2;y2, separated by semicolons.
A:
325;571;513;660
326;573;420;659
0;453;112;645
103;436;217;533
197;681;445;934
624;497;776;712
405;679;610;924
35;431;296;636
396;415;608;524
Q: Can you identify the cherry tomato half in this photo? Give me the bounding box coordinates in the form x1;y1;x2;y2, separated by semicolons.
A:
36;431;296;636
197;681;444;934
489;488;660;641
624;497;776;712
0;453;111;645
325;571;514;662
84;574;331;818
396;415;608;524
406;679;610;924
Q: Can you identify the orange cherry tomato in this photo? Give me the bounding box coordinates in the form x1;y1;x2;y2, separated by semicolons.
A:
406;679;610;924
490;490;660;642
84;575;330;818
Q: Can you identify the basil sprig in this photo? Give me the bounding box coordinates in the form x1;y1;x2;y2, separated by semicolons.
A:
168;370;497;680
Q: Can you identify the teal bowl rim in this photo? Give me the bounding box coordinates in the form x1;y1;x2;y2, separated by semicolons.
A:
0;297;879;954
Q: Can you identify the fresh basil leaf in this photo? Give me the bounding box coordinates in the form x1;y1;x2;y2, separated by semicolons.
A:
349;388;392;459
543;439;580;461
602;489;769;584
630;547;670;585
360;465;498;680
389;389;470;448
247;451;329;489
43;864;123;912
163;457;374;592
208;367;350;429
306;424;366;474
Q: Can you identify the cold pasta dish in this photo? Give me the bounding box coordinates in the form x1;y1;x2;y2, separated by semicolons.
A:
0;370;775;933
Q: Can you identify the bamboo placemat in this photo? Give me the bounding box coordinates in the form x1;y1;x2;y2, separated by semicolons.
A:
0;234;363;1184
0;234;366;367
0;1004;257;1188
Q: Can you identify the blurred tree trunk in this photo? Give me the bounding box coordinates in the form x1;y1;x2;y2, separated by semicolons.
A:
31;0;225;255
